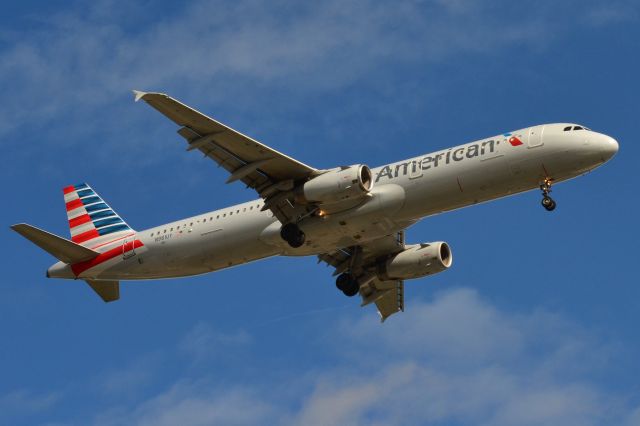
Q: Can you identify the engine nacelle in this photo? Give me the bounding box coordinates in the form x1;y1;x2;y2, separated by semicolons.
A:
378;242;453;280
296;165;373;204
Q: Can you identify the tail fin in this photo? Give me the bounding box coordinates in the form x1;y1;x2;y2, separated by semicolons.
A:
63;183;134;247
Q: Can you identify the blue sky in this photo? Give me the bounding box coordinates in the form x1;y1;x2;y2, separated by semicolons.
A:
2;0;639;424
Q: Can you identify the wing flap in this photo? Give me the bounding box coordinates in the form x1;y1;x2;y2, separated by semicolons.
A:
360;279;404;322
11;223;99;264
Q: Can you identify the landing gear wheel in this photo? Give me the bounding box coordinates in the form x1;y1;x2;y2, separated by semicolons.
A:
280;223;306;248
541;196;556;211
336;273;359;297
539;178;556;212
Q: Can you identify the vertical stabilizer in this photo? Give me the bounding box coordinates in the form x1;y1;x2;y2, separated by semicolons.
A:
63;183;134;247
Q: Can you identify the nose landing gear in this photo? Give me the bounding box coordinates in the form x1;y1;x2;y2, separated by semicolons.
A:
540;178;556;211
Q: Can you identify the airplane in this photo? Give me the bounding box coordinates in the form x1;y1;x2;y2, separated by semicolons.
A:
11;91;619;321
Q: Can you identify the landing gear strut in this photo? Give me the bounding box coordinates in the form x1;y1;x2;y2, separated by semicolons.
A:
336;273;360;297
540;178;556;211
280;223;306;248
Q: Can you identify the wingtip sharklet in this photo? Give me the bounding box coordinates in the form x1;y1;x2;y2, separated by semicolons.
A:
132;90;147;102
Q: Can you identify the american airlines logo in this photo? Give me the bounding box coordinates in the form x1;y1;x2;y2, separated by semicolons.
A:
375;133;525;183
504;133;523;146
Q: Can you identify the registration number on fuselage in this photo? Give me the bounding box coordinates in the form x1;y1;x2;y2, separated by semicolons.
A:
154;234;173;243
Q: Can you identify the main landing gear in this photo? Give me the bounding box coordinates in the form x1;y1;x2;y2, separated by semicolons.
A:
336;273;360;297
540;178;557;211
280;223;306;248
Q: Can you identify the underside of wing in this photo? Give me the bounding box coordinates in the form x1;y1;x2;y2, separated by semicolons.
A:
319;231;406;321
134;90;318;223
362;279;404;322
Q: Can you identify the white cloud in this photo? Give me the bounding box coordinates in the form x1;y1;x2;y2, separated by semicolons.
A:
583;1;639;26
179;321;252;363
339;288;526;364
94;382;277;426
83;288;636;426
99;353;163;396
292;363;607;426
0;389;62;421
0;0;619;144
626;406;640;426
289;289;618;425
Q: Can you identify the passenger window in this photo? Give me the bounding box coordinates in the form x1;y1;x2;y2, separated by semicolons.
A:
250;206;253;210
236;210;240;213
190;222;193;226
223;214;226;217
170;227;173;231
217;215;220;219
203;218;206;222
564;126;571;131
151;233;154;237
230;211;233;215
163;229;166;233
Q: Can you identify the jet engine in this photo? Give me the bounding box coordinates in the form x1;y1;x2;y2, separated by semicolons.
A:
296;165;373;204
377;242;453;280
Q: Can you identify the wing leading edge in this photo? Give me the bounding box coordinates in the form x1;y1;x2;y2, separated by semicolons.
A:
133;90;318;223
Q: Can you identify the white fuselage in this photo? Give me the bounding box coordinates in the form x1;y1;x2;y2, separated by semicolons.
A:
47;123;618;281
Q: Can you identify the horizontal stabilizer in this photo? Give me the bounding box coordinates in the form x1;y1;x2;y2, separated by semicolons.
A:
11;223;99;264
86;279;120;302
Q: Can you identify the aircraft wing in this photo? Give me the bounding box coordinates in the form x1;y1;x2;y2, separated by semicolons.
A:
318;231;406;322
133;90;318;222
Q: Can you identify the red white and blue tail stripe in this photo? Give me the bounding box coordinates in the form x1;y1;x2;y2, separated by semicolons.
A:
63;183;134;247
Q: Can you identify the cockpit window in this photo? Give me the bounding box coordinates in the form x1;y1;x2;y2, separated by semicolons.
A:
564;125;592;132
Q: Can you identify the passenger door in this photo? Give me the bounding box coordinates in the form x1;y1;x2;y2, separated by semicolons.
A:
527;126;544;148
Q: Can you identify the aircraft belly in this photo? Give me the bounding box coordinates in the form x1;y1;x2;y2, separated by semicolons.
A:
278;184;408;255
201;217;281;270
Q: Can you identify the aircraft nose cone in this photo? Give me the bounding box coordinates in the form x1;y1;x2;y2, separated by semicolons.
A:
601;135;619;160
